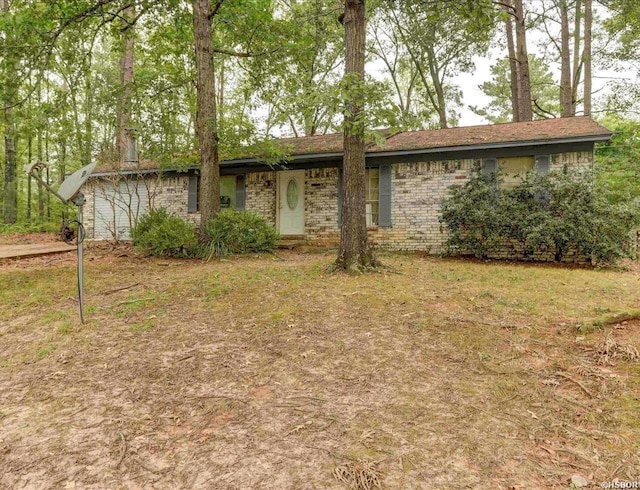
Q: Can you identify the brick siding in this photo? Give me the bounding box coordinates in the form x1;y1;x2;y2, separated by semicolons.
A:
83;150;594;256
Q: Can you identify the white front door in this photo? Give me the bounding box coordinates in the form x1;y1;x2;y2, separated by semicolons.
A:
278;170;305;235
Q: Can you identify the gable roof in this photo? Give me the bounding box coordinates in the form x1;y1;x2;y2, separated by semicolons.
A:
94;117;611;175
275;116;611;156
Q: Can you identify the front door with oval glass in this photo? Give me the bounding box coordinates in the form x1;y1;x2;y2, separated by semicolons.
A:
278;170;305;235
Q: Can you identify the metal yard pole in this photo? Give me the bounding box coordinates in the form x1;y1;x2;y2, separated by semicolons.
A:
24;161;96;325
74;193;86;324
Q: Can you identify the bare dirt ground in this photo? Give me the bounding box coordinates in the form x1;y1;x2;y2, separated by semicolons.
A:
0;248;639;489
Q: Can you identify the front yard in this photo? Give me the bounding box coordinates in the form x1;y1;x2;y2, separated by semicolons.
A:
1;247;639;489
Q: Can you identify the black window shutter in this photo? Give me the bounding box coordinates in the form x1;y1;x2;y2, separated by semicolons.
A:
337;169;342;227
235;175;246;210
481;158;497;177
378;164;392;228
188;175;199;212
534;155;551;174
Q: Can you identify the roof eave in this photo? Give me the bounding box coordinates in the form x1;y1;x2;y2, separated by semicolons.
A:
90;133;611;177
369;134;612;159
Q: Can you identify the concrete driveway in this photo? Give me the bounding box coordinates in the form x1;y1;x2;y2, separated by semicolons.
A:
0;242;76;259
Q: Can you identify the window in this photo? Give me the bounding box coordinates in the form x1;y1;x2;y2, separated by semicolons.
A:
366;168;379;226
498;156;534;189
220;176;237;209
481;155;550;189
188;174;245;213
338;166;391;228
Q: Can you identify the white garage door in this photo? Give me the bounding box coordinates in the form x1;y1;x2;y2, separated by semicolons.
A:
94;181;148;240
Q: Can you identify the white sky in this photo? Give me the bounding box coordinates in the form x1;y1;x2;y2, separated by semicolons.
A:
408;3;635;127
453;55;495;126
452;45;635;127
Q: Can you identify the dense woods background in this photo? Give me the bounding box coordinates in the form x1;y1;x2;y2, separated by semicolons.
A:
1;0;639;232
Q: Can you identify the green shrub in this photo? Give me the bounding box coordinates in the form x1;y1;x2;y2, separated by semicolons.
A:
440;170;640;264
0;221;60;235
201;209;279;257
131;207;198;258
438;173;503;259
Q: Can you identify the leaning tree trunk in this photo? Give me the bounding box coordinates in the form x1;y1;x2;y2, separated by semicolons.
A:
192;0;220;227
583;0;592;116
335;0;377;272
514;0;533;121
504;2;520;122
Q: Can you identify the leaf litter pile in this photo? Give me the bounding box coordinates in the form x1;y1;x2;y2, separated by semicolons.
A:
1;246;639;489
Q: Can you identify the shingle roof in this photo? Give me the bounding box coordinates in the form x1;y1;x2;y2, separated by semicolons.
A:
94;117;611;173
276;117;611;156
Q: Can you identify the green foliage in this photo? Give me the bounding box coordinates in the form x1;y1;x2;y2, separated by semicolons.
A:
372;0;495;129
131;208;198;258
596;116;640;205
471;56;561;123
201;209;279;258
241;0;345;136
0;221;60;235
440;171;639;263
439;173;503;259
605;0;640;61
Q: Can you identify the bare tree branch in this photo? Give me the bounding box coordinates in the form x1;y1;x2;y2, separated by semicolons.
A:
208;0;224;20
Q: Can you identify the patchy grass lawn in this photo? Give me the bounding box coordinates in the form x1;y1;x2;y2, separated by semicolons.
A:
1;247;639;489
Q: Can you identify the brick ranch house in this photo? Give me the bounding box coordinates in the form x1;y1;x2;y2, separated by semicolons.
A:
83;116;611;253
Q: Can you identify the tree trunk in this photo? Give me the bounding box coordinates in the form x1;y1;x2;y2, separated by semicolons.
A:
59;139;66;186
3;109;17;224
514;0;533;121
560;0;573;117
37;117;44;222
83;53;93;166
572;0;582;114
45;132;50;220
218;58;224;129
426;43;448;128
27;136;32;221
116;4;135;165
335;0;377;272
559;0;573;117
1;0;17;224
583;0;592;116
504;2;520;122
192;0;220;227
